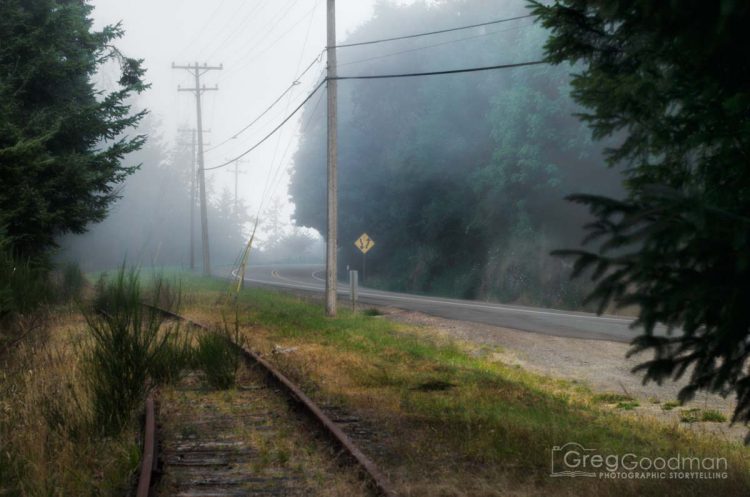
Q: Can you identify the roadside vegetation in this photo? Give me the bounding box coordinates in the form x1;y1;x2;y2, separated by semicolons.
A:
0;267;236;496
3;266;749;496
169;272;750;497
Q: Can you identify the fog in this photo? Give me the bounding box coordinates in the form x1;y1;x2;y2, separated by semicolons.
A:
62;0;626;309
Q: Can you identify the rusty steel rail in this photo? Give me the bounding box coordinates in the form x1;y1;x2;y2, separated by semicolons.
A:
140;302;398;497
135;395;156;497
236;345;398;497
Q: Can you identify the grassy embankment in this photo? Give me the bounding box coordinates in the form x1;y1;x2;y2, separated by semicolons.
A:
171;270;750;497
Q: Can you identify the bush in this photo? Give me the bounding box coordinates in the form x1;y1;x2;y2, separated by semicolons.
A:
0;238;48;321
193;331;239;390
149;333;192;385
59;262;85;303
84;266;181;435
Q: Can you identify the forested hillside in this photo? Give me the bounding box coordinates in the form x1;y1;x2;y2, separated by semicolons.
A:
290;0;624;308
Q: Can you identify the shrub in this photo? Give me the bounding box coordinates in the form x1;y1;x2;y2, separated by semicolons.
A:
59;262;85;303
193;332;239;390
83;266;180;435
0;238;48;321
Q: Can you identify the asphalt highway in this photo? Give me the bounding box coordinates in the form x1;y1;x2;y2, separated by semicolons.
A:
243;264;654;343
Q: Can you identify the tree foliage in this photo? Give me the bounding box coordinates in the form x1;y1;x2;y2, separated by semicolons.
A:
59;118;251;271
290;0;622;307
532;1;750;426
0;0;147;256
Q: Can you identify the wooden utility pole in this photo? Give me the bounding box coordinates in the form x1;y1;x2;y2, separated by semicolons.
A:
325;0;338;317
226;158;248;215
188;129;196;270
173;62;222;276
178;127;210;271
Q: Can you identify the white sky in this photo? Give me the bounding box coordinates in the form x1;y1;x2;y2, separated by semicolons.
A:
90;0;421;235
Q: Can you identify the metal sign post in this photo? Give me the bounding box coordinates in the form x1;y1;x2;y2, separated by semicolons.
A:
354;233;375;284
349;270;359;310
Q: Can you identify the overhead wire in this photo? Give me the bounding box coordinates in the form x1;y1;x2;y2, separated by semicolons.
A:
176;0;230;59
260;77;326;216
203;0;273;62
203;78;326;171
257;0;322;209
333;60;546;81
338;20;536;68
204;50;325;154
220;0;304;76
229;0;322;76
205;59;546;172
333;13;534;49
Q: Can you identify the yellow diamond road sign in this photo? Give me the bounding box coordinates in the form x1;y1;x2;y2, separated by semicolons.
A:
355;233;375;254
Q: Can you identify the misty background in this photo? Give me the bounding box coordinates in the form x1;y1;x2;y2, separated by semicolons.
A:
59;0;625;310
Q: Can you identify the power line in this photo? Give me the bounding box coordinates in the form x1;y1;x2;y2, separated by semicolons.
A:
176;0;230;58
256;3;321;208
206;59;546;172
259;70;326;216
227;0;321;76
221;0;304;75
204;83;297;153
333;60;546;80
338;21;535;68
204;78;326;171
204;0;272;62
205;51;324;154
333;14;534;49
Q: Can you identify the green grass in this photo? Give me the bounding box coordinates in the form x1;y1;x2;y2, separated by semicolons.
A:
155;272;750;495
85;266;186;435
593;392;634;404
678;408;728;423
680;408;702;423
193;332;239;389
662;400;680;411
702;409;728;422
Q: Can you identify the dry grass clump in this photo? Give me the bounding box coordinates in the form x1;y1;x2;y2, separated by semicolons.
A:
0;316;139;497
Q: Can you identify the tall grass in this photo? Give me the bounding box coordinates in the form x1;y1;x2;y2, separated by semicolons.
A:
193;310;242;389
58;261;85;303
0;239;48;321
84;267;183;435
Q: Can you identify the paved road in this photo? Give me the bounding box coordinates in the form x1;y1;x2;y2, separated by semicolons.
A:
244;264;651;343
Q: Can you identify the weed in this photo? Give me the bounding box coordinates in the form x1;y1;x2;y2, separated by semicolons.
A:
145;272;182;313
362;308;382;316
0;238;48;322
702;410;728;422
679;408;702;423
662;401;680;411
149;333;192;385
616;401;640;410
193;332;239;389
592;392;633;404
59;262;85;303
83;266;180;435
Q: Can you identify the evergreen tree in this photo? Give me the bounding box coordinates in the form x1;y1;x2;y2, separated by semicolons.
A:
0;0;147;256
532;1;750;427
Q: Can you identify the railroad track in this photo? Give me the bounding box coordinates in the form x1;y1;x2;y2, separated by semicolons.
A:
135;303;397;497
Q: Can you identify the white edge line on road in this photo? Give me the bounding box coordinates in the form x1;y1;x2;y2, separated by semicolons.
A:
247;272;633;325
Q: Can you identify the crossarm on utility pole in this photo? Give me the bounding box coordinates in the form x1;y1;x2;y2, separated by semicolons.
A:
173;62;222;276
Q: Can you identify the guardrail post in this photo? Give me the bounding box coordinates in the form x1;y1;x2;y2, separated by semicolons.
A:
349;270;358;311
